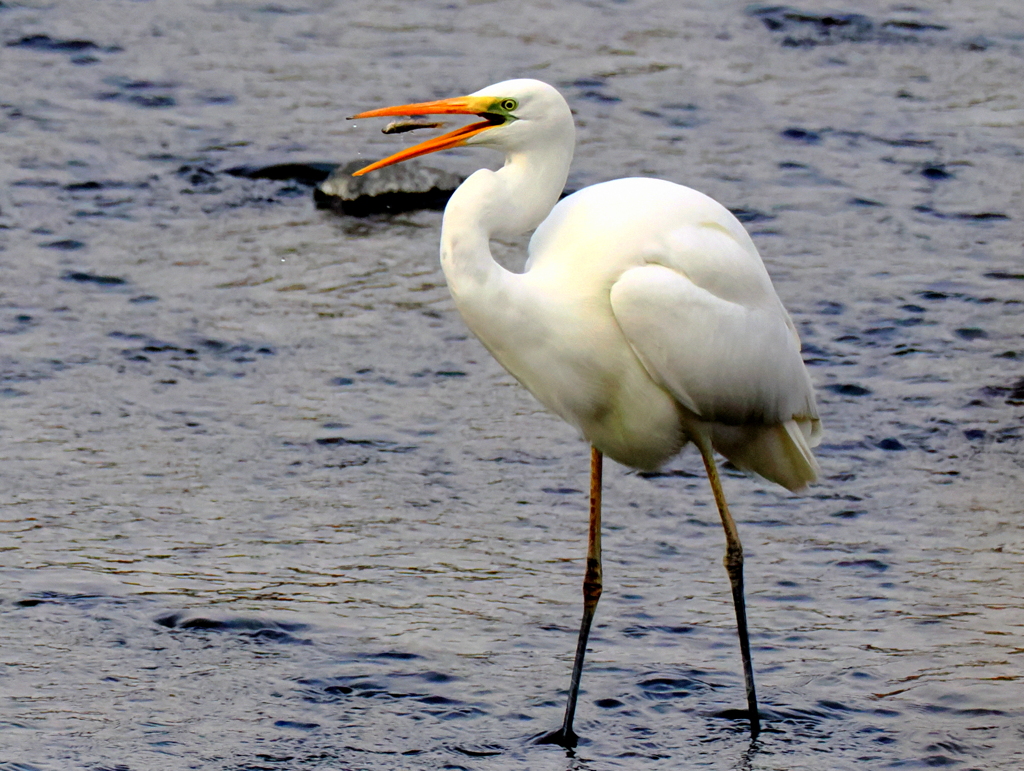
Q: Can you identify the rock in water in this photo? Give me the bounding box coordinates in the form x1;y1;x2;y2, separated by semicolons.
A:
314;159;464;216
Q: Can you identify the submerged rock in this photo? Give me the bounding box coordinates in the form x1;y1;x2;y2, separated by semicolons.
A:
314;159;464;216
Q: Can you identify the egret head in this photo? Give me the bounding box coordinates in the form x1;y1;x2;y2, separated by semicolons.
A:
349;79;573;176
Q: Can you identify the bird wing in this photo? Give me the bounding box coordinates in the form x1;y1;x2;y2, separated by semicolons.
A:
608;221;818;429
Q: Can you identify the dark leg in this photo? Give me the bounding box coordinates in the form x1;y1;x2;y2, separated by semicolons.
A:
537;446;603;748
699;442;761;738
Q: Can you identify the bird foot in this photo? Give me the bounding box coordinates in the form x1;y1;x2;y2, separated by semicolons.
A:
534;726;578;748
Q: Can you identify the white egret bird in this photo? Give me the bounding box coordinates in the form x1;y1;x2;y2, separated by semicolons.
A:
350;79;820;745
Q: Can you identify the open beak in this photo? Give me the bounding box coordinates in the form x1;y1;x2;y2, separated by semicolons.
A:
348;95;500;176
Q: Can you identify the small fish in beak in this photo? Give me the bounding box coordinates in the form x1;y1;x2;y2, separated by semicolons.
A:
382;118;446;135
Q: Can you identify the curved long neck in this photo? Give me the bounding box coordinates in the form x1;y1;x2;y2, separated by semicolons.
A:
439;139;572;299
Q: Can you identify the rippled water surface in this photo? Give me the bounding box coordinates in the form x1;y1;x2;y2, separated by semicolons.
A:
2;1;1023;769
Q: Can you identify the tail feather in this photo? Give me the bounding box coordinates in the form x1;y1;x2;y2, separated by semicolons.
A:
710;418;821;492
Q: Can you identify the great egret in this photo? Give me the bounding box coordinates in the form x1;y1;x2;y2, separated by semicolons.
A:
350;79;821;745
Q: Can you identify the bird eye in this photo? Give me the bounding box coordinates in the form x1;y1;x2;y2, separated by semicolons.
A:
501;99;517;112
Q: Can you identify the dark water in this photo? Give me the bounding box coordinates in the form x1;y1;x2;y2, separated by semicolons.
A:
2;1;1023;769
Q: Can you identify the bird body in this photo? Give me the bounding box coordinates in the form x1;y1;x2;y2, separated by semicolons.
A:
350;77;822;743
440;168;819;485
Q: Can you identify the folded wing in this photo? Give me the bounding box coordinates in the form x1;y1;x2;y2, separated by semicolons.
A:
609;222;821;490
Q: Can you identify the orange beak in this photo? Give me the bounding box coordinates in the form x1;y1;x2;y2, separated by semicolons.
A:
348;95;500;176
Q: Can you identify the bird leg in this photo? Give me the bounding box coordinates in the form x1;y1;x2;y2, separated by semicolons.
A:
699;442;761;738
537;446;603;748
